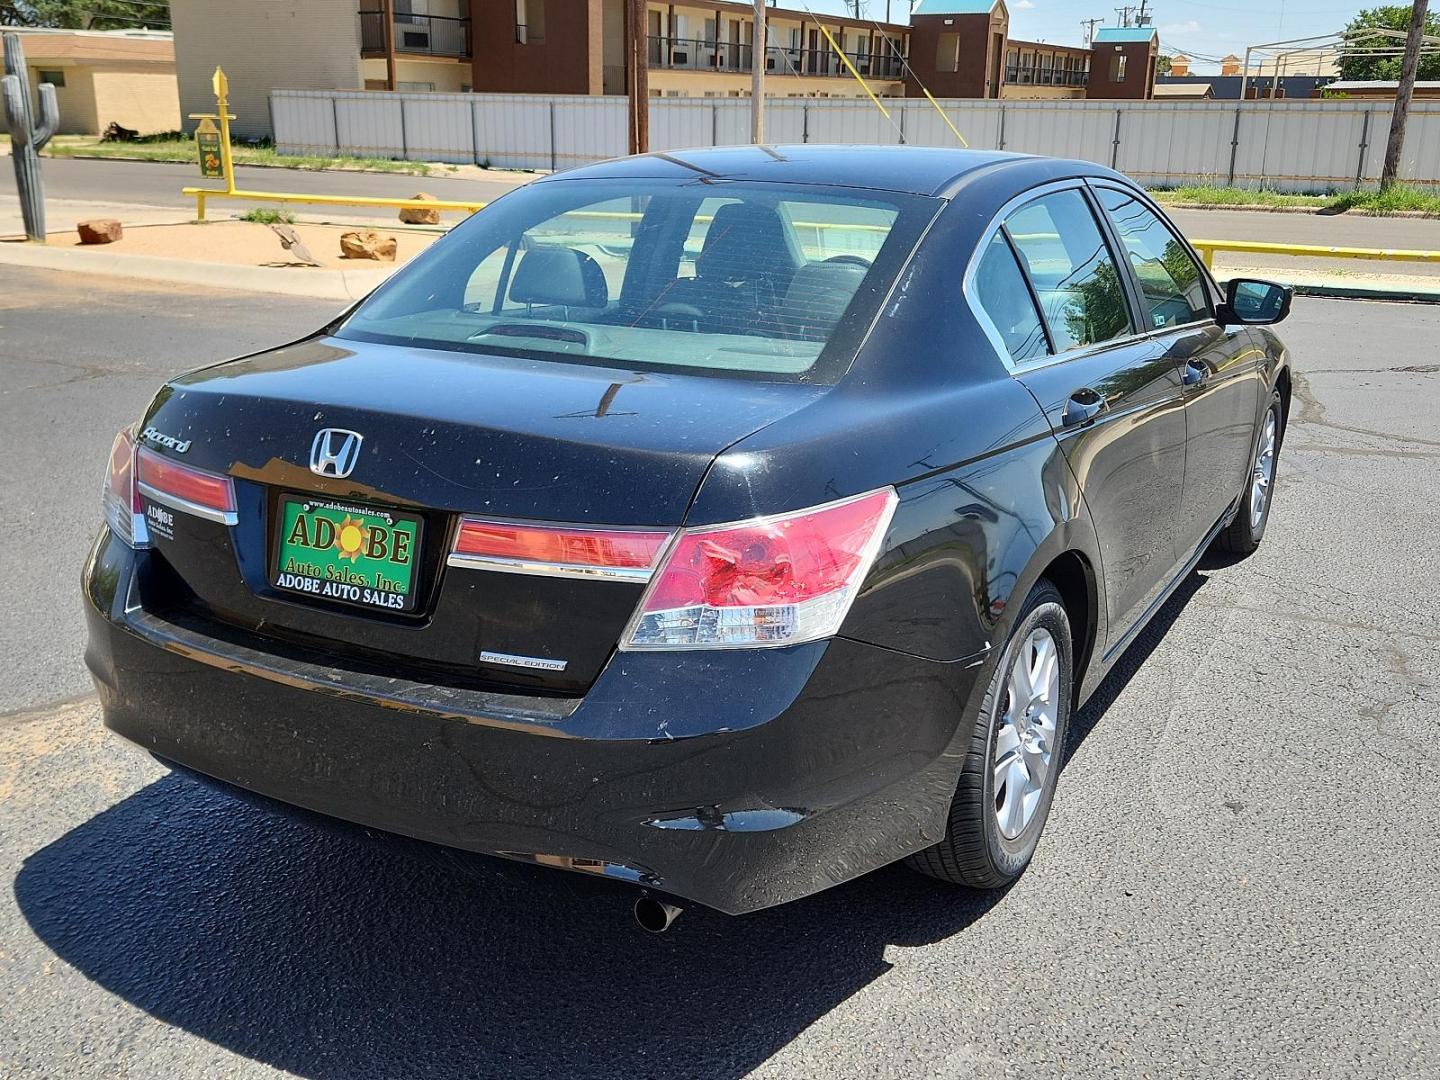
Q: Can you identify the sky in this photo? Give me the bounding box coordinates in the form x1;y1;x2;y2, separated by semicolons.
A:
798;0;1370;73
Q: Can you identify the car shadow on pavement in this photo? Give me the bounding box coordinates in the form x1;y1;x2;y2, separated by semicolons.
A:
15;573;1211;1080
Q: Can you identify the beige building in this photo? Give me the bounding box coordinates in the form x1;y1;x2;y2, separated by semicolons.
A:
172;0;473;135
0;28;178;136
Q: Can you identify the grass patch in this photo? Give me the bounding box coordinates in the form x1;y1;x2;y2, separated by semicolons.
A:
44;133;435;176
1152;184;1329;208
239;208;296;225
1153;182;1440;215
1325;184;1440;215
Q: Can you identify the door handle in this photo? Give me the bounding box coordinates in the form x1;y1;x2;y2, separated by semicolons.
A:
1181;359;1210;387
1061;388;1104;427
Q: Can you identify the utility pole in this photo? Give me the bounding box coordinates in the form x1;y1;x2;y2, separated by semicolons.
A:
1382;0;1429;189
626;0;649;155
380;0;397;91
1081;17;1103;45
752;0;766;143
1114;5;1135;28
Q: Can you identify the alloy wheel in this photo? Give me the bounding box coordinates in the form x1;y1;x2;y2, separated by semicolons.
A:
993;626;1061;840
1250;409;1277;530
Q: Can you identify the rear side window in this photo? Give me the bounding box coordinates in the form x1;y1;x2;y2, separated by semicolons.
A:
339;178;937;384
1006;189;1132;353
1095;188;1211;328
973;232;1050;365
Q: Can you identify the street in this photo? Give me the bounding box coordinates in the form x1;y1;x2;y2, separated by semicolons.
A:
1;269;1438;1077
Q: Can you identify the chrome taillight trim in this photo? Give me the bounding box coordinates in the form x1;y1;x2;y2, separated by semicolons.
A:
445;551;656;582
138;481;240;527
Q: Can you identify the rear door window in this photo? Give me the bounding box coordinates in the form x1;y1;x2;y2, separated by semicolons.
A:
1005;189;1133;353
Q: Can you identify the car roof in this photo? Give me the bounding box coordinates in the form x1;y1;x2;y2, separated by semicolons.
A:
538;144;1124;199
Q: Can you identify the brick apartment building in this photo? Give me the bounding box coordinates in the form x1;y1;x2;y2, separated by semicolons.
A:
171;0;1161;139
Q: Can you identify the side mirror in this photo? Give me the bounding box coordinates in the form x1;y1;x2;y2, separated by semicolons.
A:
1220;278;1292;325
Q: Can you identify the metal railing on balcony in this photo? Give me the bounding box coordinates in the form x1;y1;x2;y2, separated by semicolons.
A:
359;11;471;59
646;36;906;81
1005;64;1090;87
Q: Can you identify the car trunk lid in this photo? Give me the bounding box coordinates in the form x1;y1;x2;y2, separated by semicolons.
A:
134;336;825;694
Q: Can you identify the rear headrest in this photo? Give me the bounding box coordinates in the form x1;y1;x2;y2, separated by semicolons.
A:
777;262;866;339
697;203;801;282
509;246;609;309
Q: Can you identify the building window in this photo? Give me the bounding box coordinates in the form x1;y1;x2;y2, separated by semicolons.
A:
935;32;960;73
1110;53;1127;81
516;0;545;44
38;69;65;87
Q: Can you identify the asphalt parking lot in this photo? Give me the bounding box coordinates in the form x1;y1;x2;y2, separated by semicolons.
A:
1;268;1437;1078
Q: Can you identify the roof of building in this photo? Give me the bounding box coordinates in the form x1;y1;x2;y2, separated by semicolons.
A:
1154;82;1212;97
1326;79;1440;90
912;0;1000;15
1094;27;1159;43
545;145;1121;199
0;26;173;64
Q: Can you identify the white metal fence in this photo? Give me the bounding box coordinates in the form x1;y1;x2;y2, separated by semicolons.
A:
271;89;1440;193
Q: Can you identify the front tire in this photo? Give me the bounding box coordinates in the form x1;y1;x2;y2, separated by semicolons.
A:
905;580;1072;889
1217;388;1283;556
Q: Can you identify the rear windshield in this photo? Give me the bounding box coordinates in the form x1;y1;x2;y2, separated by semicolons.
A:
335;177;938;384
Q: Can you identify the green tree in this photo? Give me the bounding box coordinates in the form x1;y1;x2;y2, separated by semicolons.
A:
0;1;169;30
1339;6;1440;81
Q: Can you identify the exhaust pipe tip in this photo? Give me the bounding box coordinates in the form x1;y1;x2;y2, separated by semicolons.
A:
633;893;683;934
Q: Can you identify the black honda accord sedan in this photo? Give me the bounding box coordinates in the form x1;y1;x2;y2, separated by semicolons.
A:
85;146;1292;920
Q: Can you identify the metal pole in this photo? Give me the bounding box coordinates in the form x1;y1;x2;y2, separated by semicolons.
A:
214;69;236;194
1227;105;1241;185
1240;45;1251;103
751;0;765;143
1355;109;1372;188
1382;0;1429;189
550;100;557;171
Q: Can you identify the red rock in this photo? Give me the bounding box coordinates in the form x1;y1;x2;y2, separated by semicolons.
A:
77;219;123;244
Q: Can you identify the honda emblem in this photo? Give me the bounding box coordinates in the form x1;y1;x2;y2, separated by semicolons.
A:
309;428;363;479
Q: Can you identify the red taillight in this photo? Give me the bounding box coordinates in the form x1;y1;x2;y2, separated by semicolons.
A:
623;488;898;650
451;519;671;578
101;428;147;548
136;445;236;523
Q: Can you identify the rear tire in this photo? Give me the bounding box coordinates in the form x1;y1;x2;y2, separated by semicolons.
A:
905;580;1072;889
1217;388;1283;557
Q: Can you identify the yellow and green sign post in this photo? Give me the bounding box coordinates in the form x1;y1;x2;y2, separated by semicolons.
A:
186;67;237;213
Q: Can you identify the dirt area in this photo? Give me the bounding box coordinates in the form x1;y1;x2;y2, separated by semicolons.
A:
43;220;439;270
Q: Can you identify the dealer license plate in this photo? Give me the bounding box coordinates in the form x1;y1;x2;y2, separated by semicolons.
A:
271;495;422;612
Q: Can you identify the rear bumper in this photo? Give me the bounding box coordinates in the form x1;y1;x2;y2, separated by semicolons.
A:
84;530;983;914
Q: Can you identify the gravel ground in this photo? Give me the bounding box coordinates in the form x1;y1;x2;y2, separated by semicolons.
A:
1;280;1437;1079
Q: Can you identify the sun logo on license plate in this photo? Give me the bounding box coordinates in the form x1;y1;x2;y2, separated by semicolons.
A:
335;515;370;562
